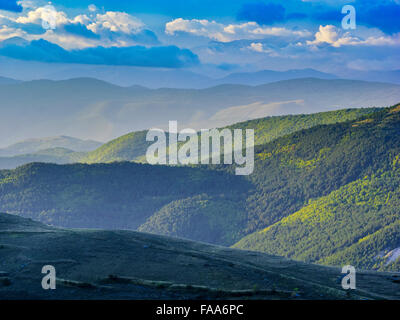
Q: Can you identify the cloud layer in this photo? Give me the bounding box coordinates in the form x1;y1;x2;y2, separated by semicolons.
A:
0;0;399;73
166;18;311;42
0;39;199;67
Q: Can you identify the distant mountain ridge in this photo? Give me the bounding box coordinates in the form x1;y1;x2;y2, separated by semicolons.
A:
2;61;399;88
1;77;399;148
218;68;337;86
0;147;87;170
0;76;20;85
0;135;102;157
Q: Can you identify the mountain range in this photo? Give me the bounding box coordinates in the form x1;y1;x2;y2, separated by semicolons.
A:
0;56;399;88
0;136;102;157
0;136;102;170
0;108;377;169
0;76;20;85
1;77;400;148
1;103;400;273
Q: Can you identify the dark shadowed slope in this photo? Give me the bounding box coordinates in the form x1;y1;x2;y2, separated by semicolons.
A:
1;213;400;300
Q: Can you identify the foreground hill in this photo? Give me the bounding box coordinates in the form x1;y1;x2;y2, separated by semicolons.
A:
1;213;399;300
1;78;399;147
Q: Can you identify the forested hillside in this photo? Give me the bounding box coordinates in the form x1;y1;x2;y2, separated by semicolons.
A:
235;166;400;271
0;162;249;232
238;105;400;234
0;108;379;169
81;130;149;163
234;104;400;270
1;104;400;271
81;108;377;164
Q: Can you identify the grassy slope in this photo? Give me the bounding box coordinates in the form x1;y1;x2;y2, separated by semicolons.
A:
1;212;400;300
81;130;149;163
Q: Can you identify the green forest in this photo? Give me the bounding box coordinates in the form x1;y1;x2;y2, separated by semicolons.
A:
0;104;400;271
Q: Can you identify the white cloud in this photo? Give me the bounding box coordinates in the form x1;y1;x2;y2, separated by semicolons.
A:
247;42;273;53
16;6;69;26
0;6;149;50
0;25;26;41
87;12;144;35
166;18;311;42
72;14;91;26
38;30;100;49
248;42;264;52
16;0;37;10
361;34;400;46
15;7;145;36
307;25;400;47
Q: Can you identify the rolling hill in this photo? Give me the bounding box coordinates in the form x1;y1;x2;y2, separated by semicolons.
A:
0;76;20;85
0;107;378;168
1;212;400;300
0;162;250;234
0;148;86;170
81;108;378;164
218;68;337;86
0;104;400;272
0;136;103;170
82;130;149;164
0;135;102;157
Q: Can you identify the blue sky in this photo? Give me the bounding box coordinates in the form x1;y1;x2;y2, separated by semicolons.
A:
0;0;399;74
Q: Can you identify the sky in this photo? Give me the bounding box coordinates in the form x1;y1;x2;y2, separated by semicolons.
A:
0;0;399;76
